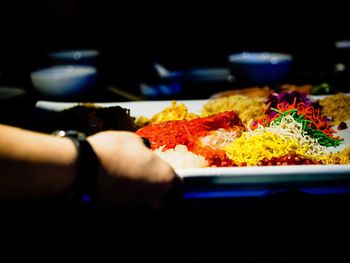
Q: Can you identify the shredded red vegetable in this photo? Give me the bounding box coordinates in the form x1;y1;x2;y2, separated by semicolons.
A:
252;98;338;139
136;111;244;166
273;102;337;138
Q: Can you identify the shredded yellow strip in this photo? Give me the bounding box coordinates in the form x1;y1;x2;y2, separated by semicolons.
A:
324;146;350;164
135;101;198;127
225;115;330;166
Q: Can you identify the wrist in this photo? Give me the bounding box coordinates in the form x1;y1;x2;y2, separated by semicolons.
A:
59;137;79;188
54;130;99;204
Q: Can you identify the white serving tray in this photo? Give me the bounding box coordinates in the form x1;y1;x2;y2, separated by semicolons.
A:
36;97;350;193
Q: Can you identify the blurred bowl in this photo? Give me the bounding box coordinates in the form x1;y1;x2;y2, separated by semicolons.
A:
30;65;97;98
48;49;99;66
335;40;350;49
184;67;231;82
228;52;293;85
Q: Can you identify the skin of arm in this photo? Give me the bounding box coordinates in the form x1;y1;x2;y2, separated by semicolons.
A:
0;124;77;199
0;124;179;208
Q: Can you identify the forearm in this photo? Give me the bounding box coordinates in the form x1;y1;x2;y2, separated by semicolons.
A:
0;124;77;199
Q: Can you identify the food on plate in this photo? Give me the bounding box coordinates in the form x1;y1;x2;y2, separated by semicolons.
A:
209;83;335;99
319;93;350;125
309;83;333;95
262;91;321;121
279;83;336;95
136;111;245;167
324;146;350;165
225;114;330;166
51;90;349;169
252;93;342;148
201;94;266;126
337;122;348;130
210;86;274;99
279;84;313;94
134;90;349;168
154;145;208;169
135;101;198;127
55;103;136;135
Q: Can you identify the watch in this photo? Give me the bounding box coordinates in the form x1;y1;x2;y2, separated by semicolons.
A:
53;130;98;204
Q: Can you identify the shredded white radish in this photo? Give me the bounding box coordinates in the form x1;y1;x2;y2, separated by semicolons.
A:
154;145;209;169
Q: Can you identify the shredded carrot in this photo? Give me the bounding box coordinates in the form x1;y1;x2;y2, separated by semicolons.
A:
253;99;339;140
136;111;245;166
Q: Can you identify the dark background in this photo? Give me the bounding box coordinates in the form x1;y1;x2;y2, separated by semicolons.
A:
1;2;350;261
1;1;350;97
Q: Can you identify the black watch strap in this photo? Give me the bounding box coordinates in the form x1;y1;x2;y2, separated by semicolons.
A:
53;130;98;204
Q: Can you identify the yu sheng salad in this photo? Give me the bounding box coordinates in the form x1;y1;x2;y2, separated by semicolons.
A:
135;92;350;169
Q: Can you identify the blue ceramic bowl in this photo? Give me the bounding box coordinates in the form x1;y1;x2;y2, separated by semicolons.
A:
228;52;293;85
48;49;99;66
30;65;97;98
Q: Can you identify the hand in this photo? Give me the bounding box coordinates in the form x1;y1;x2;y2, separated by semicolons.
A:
87;131;181;208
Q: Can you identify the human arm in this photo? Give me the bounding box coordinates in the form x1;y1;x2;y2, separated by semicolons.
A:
0;124;180;207
0;124;77;199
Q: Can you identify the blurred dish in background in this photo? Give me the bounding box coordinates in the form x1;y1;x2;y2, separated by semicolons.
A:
183;67;231;82
228;52;293;86
331;40;350;92
152;63;230;82
140;63;182;98
335;40;350;49
30;65;97;99
48;49;99;66
140;63;231;99
183;67;231;99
